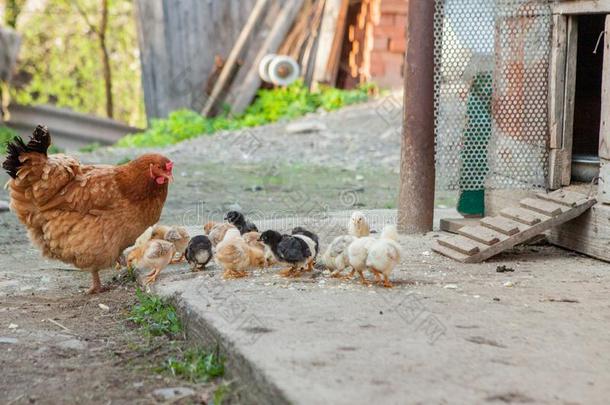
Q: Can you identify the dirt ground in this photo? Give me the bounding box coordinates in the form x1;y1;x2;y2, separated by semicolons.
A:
0;274;240;405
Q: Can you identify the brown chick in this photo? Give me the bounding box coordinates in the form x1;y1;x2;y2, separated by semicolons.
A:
162;226;190;263
204;221;237;247
214;228;266;279
242;231;274;267
127;239;175;285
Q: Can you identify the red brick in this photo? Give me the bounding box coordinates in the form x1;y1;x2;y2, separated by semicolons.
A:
373;36;389;50
374;24;405;39
380;0;408;14
389;37;406;52
394;13;407;27
378;13;395;26
370;59;385;76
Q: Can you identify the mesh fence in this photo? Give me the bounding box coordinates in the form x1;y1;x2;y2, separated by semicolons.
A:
434;0;552;191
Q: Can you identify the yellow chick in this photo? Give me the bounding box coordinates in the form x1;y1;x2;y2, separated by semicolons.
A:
162;226;190;262
204;221;238;247
322;235;356;278
127;239;176;285
348;211;370;237
214;228;266;279
347;225;401;287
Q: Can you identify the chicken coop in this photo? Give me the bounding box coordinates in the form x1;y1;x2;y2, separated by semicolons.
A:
434;0;610;261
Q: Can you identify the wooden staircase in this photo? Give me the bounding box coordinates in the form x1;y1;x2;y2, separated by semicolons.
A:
432;189;597;263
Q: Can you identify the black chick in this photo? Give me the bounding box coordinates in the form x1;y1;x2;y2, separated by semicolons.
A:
259;230;312;277
225;211;258;234
185;235;213;271
291;226;319;258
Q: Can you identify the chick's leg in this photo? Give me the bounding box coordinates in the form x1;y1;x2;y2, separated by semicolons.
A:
357;269;370;286
340;268;355;281
145;268;161;285
170;253;185;264
382;274;393;288
370;268;382;284
88;270;105;294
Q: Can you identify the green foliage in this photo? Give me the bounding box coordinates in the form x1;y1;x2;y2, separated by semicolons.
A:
78;142;101;153
117;80;376;148
161;346;225;383
212;383;231;405
0;125;19;150
10;0;145;126
129;288;182;337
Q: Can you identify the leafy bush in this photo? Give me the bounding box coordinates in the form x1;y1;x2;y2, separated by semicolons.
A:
129;288;182;337
117;81;376;148
0;125;19;150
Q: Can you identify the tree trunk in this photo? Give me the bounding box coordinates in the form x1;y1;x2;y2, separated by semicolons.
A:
99;0;114;119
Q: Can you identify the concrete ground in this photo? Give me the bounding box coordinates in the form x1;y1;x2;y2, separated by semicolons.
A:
1;97;609;403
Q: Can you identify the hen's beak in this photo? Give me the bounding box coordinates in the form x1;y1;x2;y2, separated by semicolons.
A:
163;173;174;183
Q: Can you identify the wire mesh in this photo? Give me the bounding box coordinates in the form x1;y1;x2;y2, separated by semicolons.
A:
434;0;551;191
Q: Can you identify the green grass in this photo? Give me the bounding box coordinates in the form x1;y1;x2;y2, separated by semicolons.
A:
117;81;377;148
129;288;182;337
160;346;225;383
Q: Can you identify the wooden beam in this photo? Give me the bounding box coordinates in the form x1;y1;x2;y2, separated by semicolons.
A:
553;0;610;15
600;15;610;159
548;14;567;150
312;0;343;84
561;16;579;185
228;0;305;115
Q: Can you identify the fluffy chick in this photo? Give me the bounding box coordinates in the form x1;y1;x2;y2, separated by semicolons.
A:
322;235;356;278
204;221;237;247
163;226;190;262
348;211;370;238
366;225;401;288
185;235;213;271
215;228;266;279
242;231;274;267
127;239;175;285
259;230;313;277
225;211;258;234
291;227;319;259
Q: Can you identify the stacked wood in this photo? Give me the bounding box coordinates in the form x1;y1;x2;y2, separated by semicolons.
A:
0;27;22;121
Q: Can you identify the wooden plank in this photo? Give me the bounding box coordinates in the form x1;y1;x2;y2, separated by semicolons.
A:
439;217;482;234
461;198;597;263
325;0;349;85
228;0;305;115
437;236;480;256
536;189;588;207
458;226;502;246
500;207;542;225
480;217;521;236
549;14;567;150
312;0;344;84
200;0;270;116
561;16;578;185
520;198;563;217
553;0;610;15
431;242;470;262
600;15;610;159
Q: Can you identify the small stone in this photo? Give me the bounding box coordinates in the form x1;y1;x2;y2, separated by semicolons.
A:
98;303;110;311
286;121;327;134
152;387;195;402
57;338;87;351
0;337;18;344
0;200;9;212
421;251;431;256
8;323;18;329
443;284;458;289
503;281;515;287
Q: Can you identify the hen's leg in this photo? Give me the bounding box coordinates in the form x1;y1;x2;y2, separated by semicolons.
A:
88;270;105;294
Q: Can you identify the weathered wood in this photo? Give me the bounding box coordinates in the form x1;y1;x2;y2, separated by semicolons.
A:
520;198;563;217
135;0;258;120
500;207;543;225
325;0;349;85
458;226;503;246
438;236;480;256
561;16;579;185
549;14;567;150
537;189;588;207
200;0;270;117
600;15;610;159
312;0;344;85
227;0;305;115
480;217;521;236
0;27;21;82
553;0;610;15
434;196;597;263
599;159;610;204
439;217;482;234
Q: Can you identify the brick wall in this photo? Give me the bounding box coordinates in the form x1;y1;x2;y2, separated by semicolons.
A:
370;0;407;89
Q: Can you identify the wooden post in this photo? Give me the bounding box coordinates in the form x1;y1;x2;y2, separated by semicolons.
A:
397;0;435;234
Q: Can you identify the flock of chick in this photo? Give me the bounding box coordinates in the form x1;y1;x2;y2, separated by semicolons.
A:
122;211;402;288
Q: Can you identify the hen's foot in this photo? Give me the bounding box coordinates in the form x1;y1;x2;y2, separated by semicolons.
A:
87;284;108;294
87;270;107;294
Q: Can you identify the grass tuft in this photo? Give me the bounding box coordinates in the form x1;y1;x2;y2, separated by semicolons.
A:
129;288;182;337
161;346;225;383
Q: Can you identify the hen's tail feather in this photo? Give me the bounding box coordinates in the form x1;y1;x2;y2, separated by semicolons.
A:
2;125;51;179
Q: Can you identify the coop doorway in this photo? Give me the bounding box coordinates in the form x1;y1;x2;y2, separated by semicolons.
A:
571;14;605;182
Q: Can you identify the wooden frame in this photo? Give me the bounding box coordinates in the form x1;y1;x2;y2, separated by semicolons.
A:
553;0;610;15
548;15;578;189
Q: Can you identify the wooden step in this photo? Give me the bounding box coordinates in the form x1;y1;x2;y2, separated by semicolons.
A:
520;198;563;217
536;190;588;207
458;226;502;246
500;207;542;226
437;236;480;256
480;216;521;236
433;191;597;263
